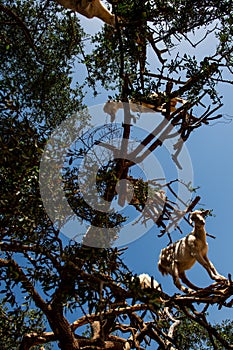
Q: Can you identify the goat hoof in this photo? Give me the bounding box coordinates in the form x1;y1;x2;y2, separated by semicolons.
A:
215;275;227;281
187;288;194;294
182;287;193;294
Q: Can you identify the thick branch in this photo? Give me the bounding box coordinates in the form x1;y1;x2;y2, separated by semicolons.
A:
0;3;37;53
0;258;49;313
19;332;56;350
72;304;149;331
0;241;61;271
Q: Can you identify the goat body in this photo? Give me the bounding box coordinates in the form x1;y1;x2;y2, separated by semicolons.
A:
158;210;226;293
56;0;115;26
135;273;161;290
103;94;187;122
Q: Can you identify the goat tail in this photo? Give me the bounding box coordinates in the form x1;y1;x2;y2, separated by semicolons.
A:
158;262;168;276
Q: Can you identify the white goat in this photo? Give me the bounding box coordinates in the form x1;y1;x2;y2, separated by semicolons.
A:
103;94;187;122
158;210;226;293
133;273;161;290
56;0;115;26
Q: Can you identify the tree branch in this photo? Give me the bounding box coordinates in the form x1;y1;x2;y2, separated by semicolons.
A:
0;258;49;313
0;3;37;54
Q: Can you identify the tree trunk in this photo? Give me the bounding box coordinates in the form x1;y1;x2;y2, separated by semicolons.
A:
47;310;80;350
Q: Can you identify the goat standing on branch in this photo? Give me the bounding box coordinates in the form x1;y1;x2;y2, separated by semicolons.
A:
158;210;226;293
56;0;116;26
132;273;161;290
103;94;187;122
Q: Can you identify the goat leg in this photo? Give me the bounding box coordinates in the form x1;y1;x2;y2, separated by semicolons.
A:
89;0;115;26
171;263;192;293
203;255;226;281
179;271;199;291
196;254;226;281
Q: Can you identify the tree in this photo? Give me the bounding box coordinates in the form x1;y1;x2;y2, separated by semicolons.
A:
0;0;233;349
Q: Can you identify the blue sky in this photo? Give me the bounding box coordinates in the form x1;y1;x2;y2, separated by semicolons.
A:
72;16;233;324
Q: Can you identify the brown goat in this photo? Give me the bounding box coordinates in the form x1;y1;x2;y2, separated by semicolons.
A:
158;210;226;293
103;94;187;122
56;0;115;26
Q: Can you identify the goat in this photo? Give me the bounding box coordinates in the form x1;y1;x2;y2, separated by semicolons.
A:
158;210;226;293
56;0;115;26
132;273;161;290
103;93;187;122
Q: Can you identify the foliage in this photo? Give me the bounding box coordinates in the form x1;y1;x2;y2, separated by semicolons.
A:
175;316;233;349
0;300;51;350
0;0;85;131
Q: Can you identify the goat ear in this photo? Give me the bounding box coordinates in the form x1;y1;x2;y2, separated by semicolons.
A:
188;213;194;224
202;210;210;217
